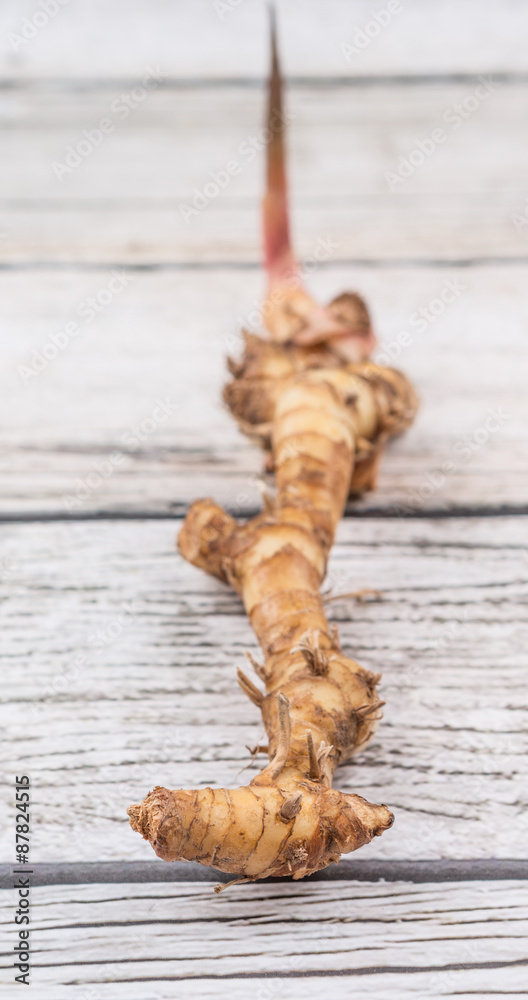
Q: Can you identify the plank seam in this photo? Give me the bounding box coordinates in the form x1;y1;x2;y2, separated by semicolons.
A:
2;258;528;271
0;506;527;524
1;860;526;889
2;73;528;89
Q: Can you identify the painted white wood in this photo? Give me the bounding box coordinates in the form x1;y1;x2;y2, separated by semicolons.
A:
1;11;525;996
0;83;522;206
1;881;526;996
0;0;526;79
0;517;526;862
3;197;524;265
1;265;526;514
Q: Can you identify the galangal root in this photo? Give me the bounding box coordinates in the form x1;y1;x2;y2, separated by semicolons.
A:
128;14;418;887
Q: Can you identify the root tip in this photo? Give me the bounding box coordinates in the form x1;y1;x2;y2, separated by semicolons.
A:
127;804;141;833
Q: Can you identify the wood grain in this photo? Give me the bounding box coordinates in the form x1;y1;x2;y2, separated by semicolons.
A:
2;0;528;79
2;264;526;514
2;75;525;275
1;880;526;996
1;8;526;994
3;196;524;266
0;82;528;215
1;517;526;862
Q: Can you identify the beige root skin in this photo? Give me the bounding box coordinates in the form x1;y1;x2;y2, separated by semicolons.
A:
263;283;378;363
128;342;417;881
128;16;418;884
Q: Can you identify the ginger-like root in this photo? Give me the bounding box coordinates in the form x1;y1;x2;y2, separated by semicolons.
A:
128;356;417;881
127;13;418;884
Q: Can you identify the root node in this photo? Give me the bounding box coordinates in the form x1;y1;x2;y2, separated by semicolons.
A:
291;630;329;675
278;791;303;823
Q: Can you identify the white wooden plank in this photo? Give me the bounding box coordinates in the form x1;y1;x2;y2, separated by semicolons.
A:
3;196;524;265
1;0;527;79
1;265;526;514
0;517;526;862
1;881;526;996
2;78;524;265
1;83;523;207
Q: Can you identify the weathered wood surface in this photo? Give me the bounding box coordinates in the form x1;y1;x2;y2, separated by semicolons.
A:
2;84;524;201
5;859;527;888
2;265;527;515
1;881;526;996
1;517;526;862
1;2;526;992
4;196;524;265
1;82;525;264
1;0;528;79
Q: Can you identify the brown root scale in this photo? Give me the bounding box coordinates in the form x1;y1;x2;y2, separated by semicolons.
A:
127;783;393;881
127;17;417;885
128;351;416;882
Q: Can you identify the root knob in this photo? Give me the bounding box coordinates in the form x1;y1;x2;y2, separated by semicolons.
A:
278;791;303;823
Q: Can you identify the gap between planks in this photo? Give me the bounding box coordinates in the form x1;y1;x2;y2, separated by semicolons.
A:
1;859;527;889
2;259;528;270
3;879;527;995
1;506;528;523
2;73;528;90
